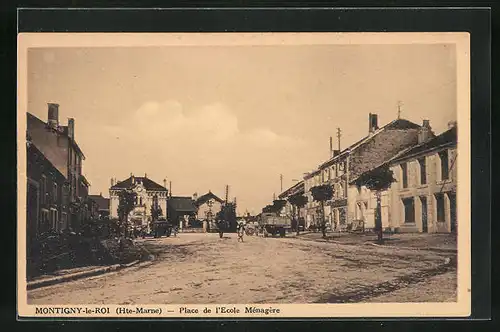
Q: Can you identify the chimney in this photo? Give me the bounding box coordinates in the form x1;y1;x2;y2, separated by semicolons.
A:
163;178;167;188
111;178;114;186
329;137;333;157
131;173;135;185
448;120;457;129
68;118;75;140
369;113;378;133
47;103;59;128
193;192;198;200
333;149;340;157
418;120;433;144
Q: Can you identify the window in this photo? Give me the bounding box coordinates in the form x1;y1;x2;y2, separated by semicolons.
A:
41;175;47;204
439;151;449;180
402;197;415;223
53;183;58;202
401;163;408;188
435;193;445;222
418;158;427;185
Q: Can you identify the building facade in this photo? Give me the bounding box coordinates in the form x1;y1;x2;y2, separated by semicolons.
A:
109;174;168;233
304;114;426;231
27;103;89;232
383;124;457;233
193;191;224;231
27;138;67;242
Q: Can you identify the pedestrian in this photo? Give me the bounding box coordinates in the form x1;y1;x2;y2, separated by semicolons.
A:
237;221;245;242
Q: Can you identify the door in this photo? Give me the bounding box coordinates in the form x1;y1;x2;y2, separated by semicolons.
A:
420;196;428;232
449;192;457;233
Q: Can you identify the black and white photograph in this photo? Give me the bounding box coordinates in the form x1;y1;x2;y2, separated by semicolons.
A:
17;32;471;318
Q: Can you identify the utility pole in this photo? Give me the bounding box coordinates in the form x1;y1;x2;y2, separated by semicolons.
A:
397;100;403;119
336;128;342;151
280;174;283;193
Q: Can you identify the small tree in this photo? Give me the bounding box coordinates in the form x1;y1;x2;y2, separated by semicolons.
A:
310;184;334;238
150;203;163;221
117;189;137;238
354;165;396;243
288;193;308;235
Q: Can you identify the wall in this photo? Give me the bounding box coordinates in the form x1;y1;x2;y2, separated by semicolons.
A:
197;200;222;221
389;146;457;233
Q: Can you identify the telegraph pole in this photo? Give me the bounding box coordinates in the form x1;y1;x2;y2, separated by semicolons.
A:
336;128;342;151
397;100;403;119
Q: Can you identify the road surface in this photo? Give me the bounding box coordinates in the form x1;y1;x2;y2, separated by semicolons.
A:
28;233;457;304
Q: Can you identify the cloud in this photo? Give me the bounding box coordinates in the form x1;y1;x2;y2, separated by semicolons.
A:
90;100;311;212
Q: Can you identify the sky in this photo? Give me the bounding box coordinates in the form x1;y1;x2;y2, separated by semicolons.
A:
27;43;457;215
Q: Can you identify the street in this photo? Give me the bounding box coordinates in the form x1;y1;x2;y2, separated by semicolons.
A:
27;233;457;304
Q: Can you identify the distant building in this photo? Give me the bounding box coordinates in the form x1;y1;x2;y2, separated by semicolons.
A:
109;174;168;233
278;180;306;227
304;114;428;230
193;191;224;231
167;196;197;229
88;193;110;220
353;123;457;233
27;103;90;232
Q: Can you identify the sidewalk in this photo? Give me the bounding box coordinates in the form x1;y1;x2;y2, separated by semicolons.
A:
289;231;457;252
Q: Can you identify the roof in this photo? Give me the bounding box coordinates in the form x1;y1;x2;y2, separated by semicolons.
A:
278;180;305;199
110;176;168;192
318;118;421;169
167;196;197;213
349;126;457;185
389;126;457;164
88;194;110;211
195;191;224;206
27;140;67;181
27;112;86;159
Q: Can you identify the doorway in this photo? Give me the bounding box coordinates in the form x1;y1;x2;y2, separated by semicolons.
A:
420;196;428;233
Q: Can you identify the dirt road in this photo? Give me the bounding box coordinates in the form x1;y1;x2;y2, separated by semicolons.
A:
27;233;456;304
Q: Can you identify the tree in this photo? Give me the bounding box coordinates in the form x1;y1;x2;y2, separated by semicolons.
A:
353;165;396;243
117;189;137;238
310;184;334;238
150;202;163;221
288;193;308;235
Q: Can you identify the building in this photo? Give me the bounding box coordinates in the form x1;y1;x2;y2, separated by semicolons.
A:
167;196;198;229
354;122;457;233
26;137;67;242
88;193;111;220
278;180;306;226
304;114;427;230
109;174;168;232
27;103;90;232
193;191;224;231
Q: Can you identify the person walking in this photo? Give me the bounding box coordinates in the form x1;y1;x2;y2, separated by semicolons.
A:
237;220;245;242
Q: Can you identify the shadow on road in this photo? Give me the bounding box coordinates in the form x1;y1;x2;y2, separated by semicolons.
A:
315;258;457;303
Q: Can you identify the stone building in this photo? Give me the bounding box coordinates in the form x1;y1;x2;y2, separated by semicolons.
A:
353;123;457;233
109;174;168;233
27;103;90;232
193;191;224;231
304;114;426;230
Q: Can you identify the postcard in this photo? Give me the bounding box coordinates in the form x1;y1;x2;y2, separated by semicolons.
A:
17;32;470;318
